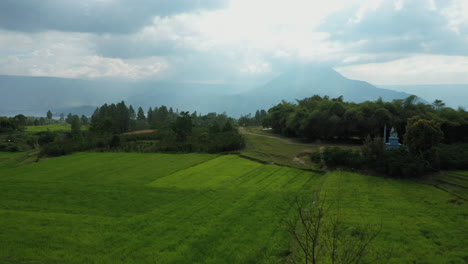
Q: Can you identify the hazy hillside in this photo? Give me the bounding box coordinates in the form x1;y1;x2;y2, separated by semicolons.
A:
230;65;421;115
256;65;415;101
0;75;233;116
0;67;421;117
381;84;468;109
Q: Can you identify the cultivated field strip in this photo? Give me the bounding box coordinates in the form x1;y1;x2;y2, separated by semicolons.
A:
149;155;318;192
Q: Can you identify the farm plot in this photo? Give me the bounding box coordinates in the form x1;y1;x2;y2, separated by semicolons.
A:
0;153;322;263
319;171;468;264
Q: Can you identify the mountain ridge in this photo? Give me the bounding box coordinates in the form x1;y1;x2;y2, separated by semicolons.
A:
0;67;423;117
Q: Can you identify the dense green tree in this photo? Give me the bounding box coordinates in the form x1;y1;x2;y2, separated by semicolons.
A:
80;115;89;126
137;107;146;121
70;115;81;134
173;111;192;141
46;110;52;123
13;114;27;127
116;101;130;133
432;99;445;110
263;95;467;143
128;106;136;120
148;107;154;122
404;117;444;155
65;113;73;124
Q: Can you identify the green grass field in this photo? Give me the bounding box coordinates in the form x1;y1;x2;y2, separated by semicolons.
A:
25;124;87;132
320;171;467;264
0;152;466;263
0;152;321;263
240;126;360;170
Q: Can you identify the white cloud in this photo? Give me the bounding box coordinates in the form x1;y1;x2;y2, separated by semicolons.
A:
442;0;468;34
336;54;468;85
0;31;168;79
239;62;271;74
348;0;383;24
1;0;467;84
394;0;404;11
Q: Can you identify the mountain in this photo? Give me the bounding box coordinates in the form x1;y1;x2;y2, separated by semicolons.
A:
230;65;421;115
0;75;234;116
0;67;422;117
380;84;468;109
254;65;416;102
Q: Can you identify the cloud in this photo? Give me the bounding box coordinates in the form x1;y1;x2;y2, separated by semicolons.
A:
1;0;467;85
0;31;168;79
0;0;228;34
336;55;468;85
442;0;468;35
320;0;468;57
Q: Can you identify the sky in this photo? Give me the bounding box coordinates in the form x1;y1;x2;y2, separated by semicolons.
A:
0;0;467;85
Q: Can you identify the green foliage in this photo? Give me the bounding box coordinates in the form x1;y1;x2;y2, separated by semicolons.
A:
46;110;52;121
404;117;444;155
435;144;468;170
264;95;468;143
321;147;364;169
70;115;81;134
173;111;192;141
362;135;385;165
0;117;19;133
137;106;146;121
238;109;268;126
85;102;245;155
80;115;89;126
379;147;430;177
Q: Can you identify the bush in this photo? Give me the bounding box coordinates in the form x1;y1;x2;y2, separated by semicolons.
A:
434;144;468;170
376;147;431;178
310;151;322;164
321;147;364;169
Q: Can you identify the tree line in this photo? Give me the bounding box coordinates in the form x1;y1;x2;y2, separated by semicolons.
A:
262;95;468;144
272;95;468;177
39;101;245;156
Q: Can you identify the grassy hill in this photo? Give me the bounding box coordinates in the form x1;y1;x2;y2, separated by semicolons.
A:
0;151;466;263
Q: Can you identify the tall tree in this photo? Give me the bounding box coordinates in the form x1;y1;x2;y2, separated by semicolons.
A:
137;107;146;121
80;115;89;126
128;105;136;120
65;113;73;124
432;99;445;110
173;111;192;141
70;115;81;134
46;110;52;124
147;107;154;124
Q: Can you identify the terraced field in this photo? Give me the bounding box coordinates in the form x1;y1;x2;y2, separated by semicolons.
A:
0;153;322;263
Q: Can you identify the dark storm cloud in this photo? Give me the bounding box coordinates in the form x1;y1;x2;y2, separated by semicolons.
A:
319;0;468;56
0;0;228;34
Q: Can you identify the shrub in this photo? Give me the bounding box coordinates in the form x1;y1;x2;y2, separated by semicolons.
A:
310;151;322;164
434;144;468;170
321;147;364;169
